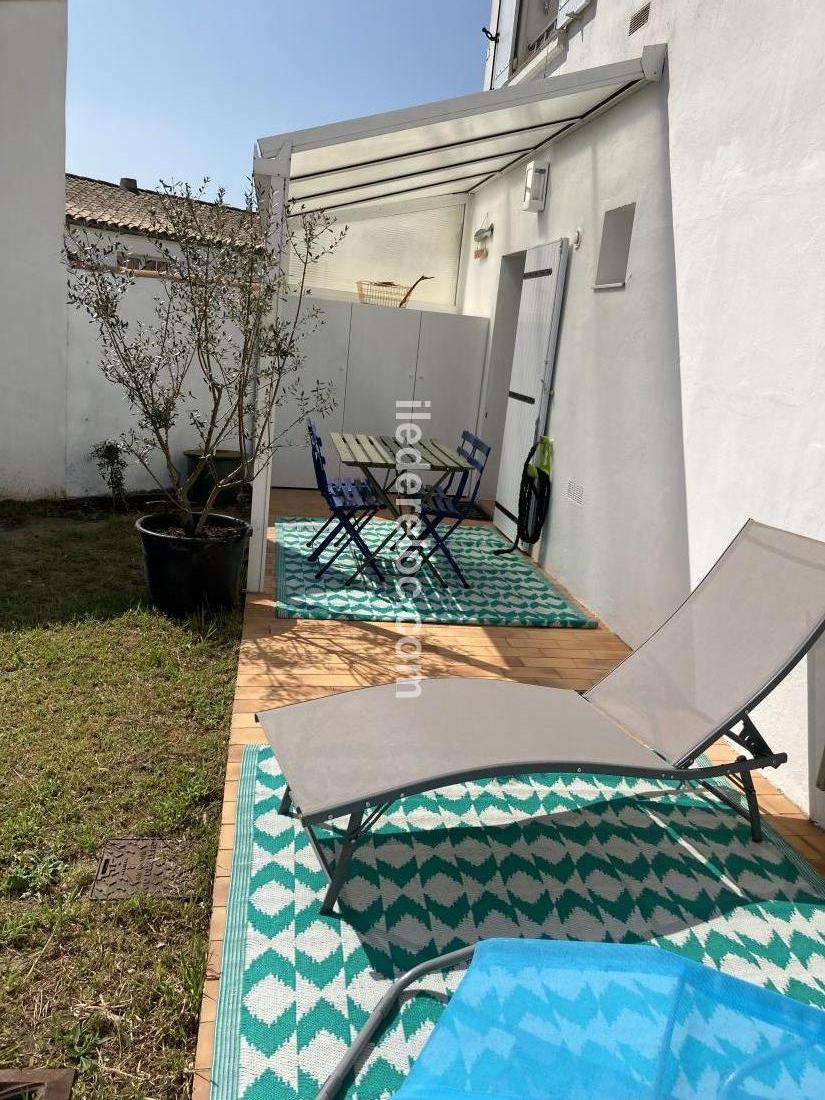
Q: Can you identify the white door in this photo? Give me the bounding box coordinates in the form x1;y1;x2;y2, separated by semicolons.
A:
270;297;352;487
413;312;489;451
342;303;421;435
494;239;569;541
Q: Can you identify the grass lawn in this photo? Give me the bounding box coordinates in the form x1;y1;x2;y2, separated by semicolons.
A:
0;503;241;1098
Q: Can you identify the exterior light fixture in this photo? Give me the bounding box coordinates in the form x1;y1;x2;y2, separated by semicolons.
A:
523;161;549;212
473;219;494;260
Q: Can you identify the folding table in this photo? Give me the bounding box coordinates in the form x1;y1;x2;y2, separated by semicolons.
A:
329;432;472;516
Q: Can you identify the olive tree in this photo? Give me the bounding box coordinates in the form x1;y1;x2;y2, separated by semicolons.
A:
67;180;344;536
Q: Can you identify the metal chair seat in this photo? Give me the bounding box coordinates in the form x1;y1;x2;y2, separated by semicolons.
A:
421;484;465;519
328;478;380;511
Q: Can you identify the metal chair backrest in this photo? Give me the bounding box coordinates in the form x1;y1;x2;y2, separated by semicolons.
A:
453;431;491;504
307;421;332;502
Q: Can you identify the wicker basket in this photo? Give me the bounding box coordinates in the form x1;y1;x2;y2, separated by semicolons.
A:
356;280;411;307
356;274;433;308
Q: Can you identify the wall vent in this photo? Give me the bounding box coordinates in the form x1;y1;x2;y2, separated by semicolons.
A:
628;4;650;35
594;203;636;290
566;479;584;507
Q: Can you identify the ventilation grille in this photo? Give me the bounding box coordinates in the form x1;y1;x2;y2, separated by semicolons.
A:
566;479;584;507
629;4;651;35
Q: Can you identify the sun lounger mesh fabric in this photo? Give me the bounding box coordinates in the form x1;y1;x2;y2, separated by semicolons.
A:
586;521;825;766
396;940;825;1099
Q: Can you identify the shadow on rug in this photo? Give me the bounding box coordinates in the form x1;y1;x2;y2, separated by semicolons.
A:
274;516;596;628
211;748;825;1099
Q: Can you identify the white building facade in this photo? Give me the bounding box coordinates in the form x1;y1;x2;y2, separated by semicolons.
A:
0;0;68;498
466;0;825;819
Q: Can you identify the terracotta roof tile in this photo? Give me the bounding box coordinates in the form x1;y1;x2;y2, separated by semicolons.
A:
65;173;255;240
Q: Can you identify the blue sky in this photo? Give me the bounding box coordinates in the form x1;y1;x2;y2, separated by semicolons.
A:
67;1;490;205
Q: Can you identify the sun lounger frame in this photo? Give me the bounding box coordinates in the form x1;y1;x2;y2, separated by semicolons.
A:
275;712;786;915
260;519;825;916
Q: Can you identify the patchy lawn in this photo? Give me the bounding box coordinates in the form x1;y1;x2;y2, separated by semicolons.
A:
0;504;241;1098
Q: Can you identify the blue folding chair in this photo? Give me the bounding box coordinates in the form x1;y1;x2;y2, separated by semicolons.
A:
419;430;491;588
306;422;384;585
319;939;825;1099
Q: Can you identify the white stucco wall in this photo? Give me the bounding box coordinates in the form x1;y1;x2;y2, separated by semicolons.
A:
67;249;488;502
483;0;825;818
0;0;68;498
462;80;690;651
66;235;233;498
665;2;825;821
292;201;465;308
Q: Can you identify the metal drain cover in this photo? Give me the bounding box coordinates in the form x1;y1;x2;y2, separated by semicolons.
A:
0;1069;75;1098
90;838;193;901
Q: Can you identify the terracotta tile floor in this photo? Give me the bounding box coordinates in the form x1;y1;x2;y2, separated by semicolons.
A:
191;489;825;1097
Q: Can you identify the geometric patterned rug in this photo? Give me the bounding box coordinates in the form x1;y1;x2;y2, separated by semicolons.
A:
274;517;596;627
210;746;825;1099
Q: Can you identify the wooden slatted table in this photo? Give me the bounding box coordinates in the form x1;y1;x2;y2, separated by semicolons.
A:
330;431;471;516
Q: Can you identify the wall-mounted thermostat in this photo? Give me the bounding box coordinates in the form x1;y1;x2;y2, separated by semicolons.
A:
522;161;548;212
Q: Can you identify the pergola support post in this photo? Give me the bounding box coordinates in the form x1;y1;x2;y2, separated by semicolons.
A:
247;142;293;592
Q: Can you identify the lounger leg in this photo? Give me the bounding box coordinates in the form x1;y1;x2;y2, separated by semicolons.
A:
698;764;764;843
740;767;763;842
305;822;335;882
320;809;364;916
279;786;293;816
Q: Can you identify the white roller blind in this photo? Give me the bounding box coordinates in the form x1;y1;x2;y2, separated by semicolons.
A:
289;204;465;308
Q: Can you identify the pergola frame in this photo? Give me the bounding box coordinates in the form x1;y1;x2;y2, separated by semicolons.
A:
246;46;666;591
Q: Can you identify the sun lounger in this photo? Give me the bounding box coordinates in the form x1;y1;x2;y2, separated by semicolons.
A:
257;520;825;915
317;939;825;1099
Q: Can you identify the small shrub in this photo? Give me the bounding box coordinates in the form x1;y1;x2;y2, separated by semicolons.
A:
90;438;129;512
1;850;68;897
50;1013;110;1072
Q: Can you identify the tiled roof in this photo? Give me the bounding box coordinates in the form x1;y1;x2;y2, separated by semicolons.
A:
65;173;254;240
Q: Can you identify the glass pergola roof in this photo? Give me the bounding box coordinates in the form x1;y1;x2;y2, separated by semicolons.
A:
255;47;666;215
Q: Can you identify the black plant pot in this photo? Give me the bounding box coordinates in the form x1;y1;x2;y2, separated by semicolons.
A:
136;512;252;617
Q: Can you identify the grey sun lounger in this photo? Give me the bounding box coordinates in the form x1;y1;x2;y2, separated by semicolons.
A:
257;520;825;915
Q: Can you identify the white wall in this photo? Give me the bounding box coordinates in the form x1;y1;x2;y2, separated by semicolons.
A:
0;0;68;498
66;262;217;497
290;200;465;309
271;300;489;488
67;258;489;499
483;0;825;818
463;80;689;649
664;4;825;821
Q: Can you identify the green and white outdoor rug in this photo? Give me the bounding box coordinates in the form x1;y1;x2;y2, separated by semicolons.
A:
274;517;595;627
211;746;825;1099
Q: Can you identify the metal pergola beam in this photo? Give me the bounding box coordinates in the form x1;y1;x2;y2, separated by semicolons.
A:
288;117;570;184
257;51;660;158
253;48;664;224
